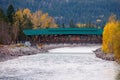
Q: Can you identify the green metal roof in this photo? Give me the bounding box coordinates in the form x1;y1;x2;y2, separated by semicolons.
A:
23;28;103;35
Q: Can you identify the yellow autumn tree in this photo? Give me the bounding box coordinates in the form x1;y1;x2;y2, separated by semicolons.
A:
76;23;86;28
32;10;43;29
113;22;120;59
13;9;23;41
113;32;120;58
32;10;57;29
102;14;120;60
23;8;32;18
102;14;118;53
14;8;33;29
13;8;33;41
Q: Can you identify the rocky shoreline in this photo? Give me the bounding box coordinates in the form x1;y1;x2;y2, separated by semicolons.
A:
1;44;114;62
94;48;115;61
0;45;47;62
0;43;83;62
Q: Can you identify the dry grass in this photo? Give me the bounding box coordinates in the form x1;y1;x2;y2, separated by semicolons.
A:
16;43;24;47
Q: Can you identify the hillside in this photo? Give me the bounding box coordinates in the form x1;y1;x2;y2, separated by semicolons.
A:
0;0;120;27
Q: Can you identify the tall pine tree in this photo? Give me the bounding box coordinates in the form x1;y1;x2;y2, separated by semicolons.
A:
7;4;15;25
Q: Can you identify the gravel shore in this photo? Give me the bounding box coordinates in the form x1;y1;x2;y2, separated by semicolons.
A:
94;48;115;61
0;44;101;62
0;45;47;62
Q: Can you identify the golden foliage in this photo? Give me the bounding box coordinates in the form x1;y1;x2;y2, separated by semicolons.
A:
14;9;57;29
76;23;97;28
113;31;120;58
32;11;57;29
102;21;119;53
76;23;86;28
102;14;120;59
113;22;120;58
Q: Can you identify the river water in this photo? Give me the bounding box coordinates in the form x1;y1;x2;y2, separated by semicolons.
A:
0;45;120;80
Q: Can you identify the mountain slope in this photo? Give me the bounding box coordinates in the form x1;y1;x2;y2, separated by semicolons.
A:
0;0;120;27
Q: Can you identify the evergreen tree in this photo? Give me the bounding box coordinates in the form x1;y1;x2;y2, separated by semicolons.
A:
7;4;15;25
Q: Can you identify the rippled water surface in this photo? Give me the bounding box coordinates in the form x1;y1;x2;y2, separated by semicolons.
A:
0;46;120;80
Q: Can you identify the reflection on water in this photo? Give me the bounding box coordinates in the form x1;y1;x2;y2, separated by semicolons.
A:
0;53;119;80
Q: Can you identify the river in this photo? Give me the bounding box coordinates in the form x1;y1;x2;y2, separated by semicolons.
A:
0;45;120;80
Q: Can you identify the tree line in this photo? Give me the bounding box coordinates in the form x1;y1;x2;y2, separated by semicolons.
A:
0;4;58;44
0;4;99;45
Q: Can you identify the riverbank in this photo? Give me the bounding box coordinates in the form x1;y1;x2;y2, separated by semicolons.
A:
0;44;100;62
0;45;46;62
94;48;115;61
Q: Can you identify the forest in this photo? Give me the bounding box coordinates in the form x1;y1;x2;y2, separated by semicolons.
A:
0;4;58;44
0;4;99;45
0;0;120;27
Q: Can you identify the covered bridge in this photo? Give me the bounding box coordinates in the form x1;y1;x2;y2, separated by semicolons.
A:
23;28;103;43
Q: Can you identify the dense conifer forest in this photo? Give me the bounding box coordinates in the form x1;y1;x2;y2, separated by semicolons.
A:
0;0;120;27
